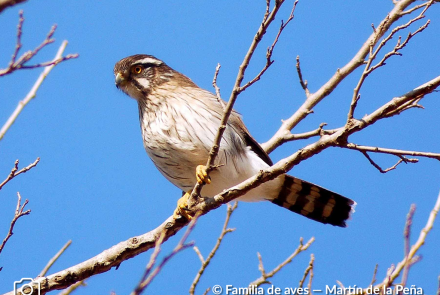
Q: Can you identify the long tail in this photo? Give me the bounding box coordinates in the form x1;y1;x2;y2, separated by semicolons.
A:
271;175;356;227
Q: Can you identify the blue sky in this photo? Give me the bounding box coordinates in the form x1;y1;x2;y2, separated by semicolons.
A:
1;1;439;294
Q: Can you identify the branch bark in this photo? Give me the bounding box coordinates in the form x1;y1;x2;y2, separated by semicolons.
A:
0;41;76;141
3;1;439;294
262;0;428;154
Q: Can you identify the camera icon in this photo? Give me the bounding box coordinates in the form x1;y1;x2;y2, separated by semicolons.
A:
13;278;40;295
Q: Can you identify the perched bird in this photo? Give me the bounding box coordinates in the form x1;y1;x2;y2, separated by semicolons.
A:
114;54;356;227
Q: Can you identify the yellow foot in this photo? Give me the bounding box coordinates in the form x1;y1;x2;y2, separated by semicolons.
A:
196;165;211;184
173;191;192;220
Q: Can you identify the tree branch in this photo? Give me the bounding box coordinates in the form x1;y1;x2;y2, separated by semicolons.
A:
298;254;314;289
249;237;315;287
0;192;31;256
0;40;76;141
4;69;439;295
0;158;40;191
131;215;198;295
296;55;310;98
188;0;296;206
0;11;78;77
189;202;238;295
262;0;433;154
342;143;440;161
40;240;72;277
3;2;440;293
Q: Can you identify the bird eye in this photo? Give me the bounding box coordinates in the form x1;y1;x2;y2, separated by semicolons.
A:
132;65;143;74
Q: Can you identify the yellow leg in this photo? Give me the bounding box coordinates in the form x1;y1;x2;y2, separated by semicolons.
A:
173;190;192;220
173;166;211;220
196;165;211;184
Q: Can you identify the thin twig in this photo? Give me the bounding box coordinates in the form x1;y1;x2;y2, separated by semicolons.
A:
40;240;72;276
0;11;78;77
401;204;416;287
378;192;440;288
189;202;238;295
0;41;76;141
360;151;417;173
299;254;314;289
0;158;40;190
240;0;298;92
369;264;378;287
212;63;225;110
307;257;314;295
282;123;329;143
131;214;199;295
193;246;205;264
187;0;296;209
347;4;431;121
344;143;440;161
132;230;167;294
263;0;435;154
57;281;86;295
401;2;430;16
0;192;31;255
249;237;315;287
2;2;440;293
296;55;310;98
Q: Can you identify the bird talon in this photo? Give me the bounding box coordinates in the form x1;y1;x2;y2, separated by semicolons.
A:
173;191;193;221
196;165;211;184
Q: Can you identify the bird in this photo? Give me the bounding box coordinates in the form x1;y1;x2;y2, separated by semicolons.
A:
114;54;356;227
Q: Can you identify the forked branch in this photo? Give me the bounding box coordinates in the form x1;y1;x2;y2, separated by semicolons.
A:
0;11;78;77
0;158;40;190
249;237;315;287
0;193;31;256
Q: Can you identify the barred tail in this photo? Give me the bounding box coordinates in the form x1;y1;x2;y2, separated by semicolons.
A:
271;175;356;227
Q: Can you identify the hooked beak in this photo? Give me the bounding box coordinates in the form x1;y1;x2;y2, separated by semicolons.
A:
115;72;126;86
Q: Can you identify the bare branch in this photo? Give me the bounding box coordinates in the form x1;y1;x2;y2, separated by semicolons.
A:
377;192;440;288
401;204;416;287
240;0;298;92
299;254;314;289
369;264;378;287
360;152;417;173
212;63;225;110
0;40;76;141
0;192;31;256
131;215;199;295
187;0;295;209
296;55;310;98
343;143;440;161
262;0;435;154
193;246;205;264
348;3;430;121
57;281;86;295
0;11;78;77
401;2;431;16
2;2;440;293
249;237;315;287
0;158;40;191
40;240;72;277
282;123;331;143
189;202;238;295
4;72;439;295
